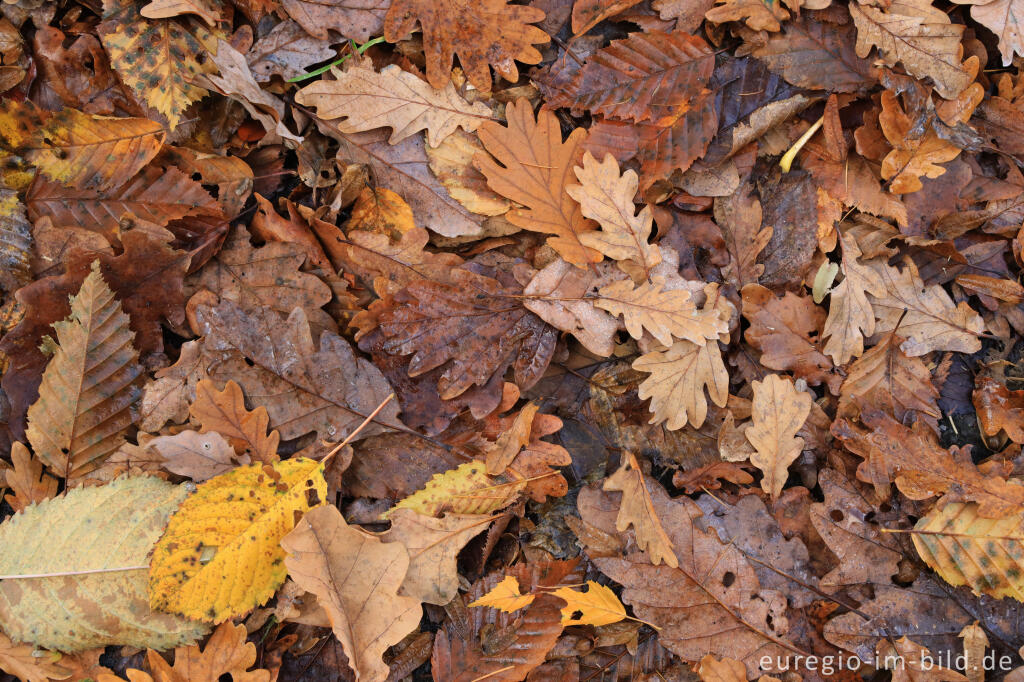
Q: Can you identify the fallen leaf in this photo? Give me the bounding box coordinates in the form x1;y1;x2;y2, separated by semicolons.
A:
245;20;335;82
602;452;678;568
140;621;271;682
140;0;220;25
282;504;422;682
878;90;962;194
0;632;69;682
571;0;643;34
148;430;248;481
2;441;57;512
189;379;280;463
745;374;811;500
280;0;386;40
552;580;627;626
595;277;728;347
475;99;601;266
634;339;729;430
469;575;536;612
148;458;327;622
385;461;525;518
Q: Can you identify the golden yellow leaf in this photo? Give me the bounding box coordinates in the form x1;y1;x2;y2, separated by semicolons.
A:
552;580;626;626
384;461;525;519
745;374;811;500
569;152;661;276
633;339;728;430
148;458;327;623
912;502;1024;602
468;575;536;612
26;262;144;481
595;277;729;347
295;61;492;148
602;452;678;568
347;187;416;238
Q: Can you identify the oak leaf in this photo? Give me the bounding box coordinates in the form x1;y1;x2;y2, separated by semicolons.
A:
552;581;627;626
148;459;326;623
0;102;164;192
140;622;271;682
878;90;962;193
340;223;464;297
832;409;1024;517
821;228;887;364
425;129;512;216
2;441;57;512
194;300;403;442
634;339;729;430
381;509;494;605
596;277;728;347
577;485;801;676
468;575;536;612
385;461;525;518
383;0;548;91
485;402;539;475
147;430;247;481
0;632;69;682
849;0;973;100
602;452;678;567
569;152;661;275
547;30;714;122
376;266;558;400
705;0;790;32
714;185;771;290
879;637;969;682
912;502;1024;601
26;262;144;481
296;62;492;147
868;259;984;356
140;0;221;25
189;379;280;463
475;99;600;266
282;504;422;682
0;476;207;652
98;0;209;127
571;0;643;34
745;375;811;500
950;0;1024;66
280;0;386;41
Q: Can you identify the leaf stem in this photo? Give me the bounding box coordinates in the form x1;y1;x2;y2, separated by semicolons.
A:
287;36;387;83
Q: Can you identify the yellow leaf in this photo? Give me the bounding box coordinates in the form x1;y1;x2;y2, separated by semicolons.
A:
912;502;1024;602
347;187;416;239
384;461;525;519
148;458;327;622
552;581;626;626
0;632;68;682
468;575;535;612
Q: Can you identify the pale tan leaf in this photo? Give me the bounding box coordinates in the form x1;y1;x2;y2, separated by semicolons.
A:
148;430;248;481
595;277;729;347
633;339;728;430
602;452;678;568
523;258;620;357
2;441;57;512
744;374;811;500
282;504;422;682
296;61;492;148
822;229;887;364
425;129;512;216
140;0;220;25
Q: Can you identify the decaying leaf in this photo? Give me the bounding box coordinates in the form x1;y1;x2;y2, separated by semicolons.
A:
745;374;812;500
634;339;729;430
602;452;678;568
385;461;525;518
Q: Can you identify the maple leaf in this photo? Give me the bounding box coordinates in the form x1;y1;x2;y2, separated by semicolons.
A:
0;476;207;652
25;262;144;481
868;258;985;356
148;458;327;623
282;504;422;682
2;442;57;512
742;284;839;392
383;0;548;91
849;0;973;100
385;461;525;518
277;0;382;40
296;61;492;148
0;101;164;192
546;30;715;122
602;452;678;568
98;0;209;127
912;502;1024;601
569;152;661;275
376;266;558;400
474;99;601;266
878;90;962;193
380;509;493;605
744;375;811;500
189;379;280;463
634;339;729;430
832;409;1024;517
553;581;628;626
194;300;403;442
577;485;802;676
821;228;887;364
469;575;536;612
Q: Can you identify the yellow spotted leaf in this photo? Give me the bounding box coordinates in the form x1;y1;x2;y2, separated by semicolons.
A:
912;502;1024;602
383;461;525;519
468;575;535;612
98;0;209;127
148;458;327;623
552;580;627;626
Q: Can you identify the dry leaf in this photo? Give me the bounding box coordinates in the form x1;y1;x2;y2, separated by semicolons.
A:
468;575;537;612
552;581;627;626
745;374;811;500
602;452;678;568
634;339;729;430
189;379;280;463
2;441;57;512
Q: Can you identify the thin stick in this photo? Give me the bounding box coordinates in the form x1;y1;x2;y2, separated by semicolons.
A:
320;393;394;468
0;565;148;580
471;666;515;681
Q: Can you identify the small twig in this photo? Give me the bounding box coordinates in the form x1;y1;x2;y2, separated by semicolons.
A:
320;393;395;468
